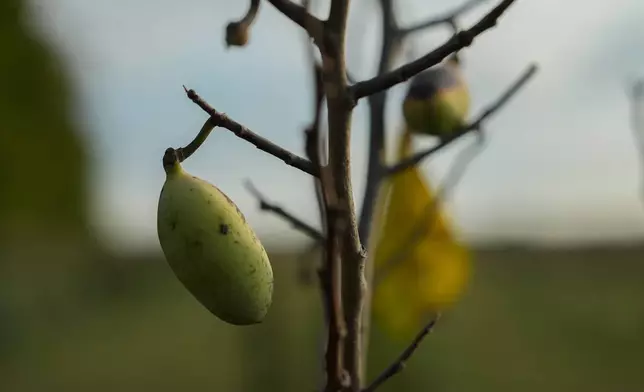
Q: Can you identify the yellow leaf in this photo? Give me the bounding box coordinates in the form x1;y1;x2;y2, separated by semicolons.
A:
370;128;472;340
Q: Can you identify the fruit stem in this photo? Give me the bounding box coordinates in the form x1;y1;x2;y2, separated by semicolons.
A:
162;117;218;174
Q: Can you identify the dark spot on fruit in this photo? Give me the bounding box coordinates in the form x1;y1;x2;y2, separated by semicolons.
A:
192;176;198;179
207;200;211;204
190;188;194;192
250;266;256;274
170;220;177;230
219;190;247;223
220;224;229;235
234;240;239;244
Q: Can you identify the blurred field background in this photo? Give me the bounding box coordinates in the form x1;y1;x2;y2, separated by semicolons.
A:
2;0;644;391
2;247;643;392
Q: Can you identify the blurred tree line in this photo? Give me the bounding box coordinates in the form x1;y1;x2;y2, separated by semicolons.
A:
0;0;88;239
0;0;115;363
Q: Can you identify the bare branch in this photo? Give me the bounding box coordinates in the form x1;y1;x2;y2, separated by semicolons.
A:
312;37;354;387
328;0;351;31
266;0;325;42
319;166;350;392
316;3;367;389
398;0;489;36
386;63;538;176
225;0;261;47
298;4;350;387
183;86;319;177
297;5;347;387
362;315;441;392
350;0;519;100
244;180;324;241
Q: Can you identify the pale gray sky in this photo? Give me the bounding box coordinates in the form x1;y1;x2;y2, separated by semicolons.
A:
29;0;644;254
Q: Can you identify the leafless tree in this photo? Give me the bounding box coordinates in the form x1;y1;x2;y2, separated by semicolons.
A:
172;0;538;391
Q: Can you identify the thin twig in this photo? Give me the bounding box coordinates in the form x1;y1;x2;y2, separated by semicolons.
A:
244;180;324;241
398;0;489;36
362;314;442;392
386;63;538;176
183;86;319;177
350;0;520;100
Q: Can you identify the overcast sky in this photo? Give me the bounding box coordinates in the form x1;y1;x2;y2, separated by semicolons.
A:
28;0;644;254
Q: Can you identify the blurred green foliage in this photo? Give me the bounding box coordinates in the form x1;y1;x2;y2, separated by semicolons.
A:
0;0;100;368
0;0;88;238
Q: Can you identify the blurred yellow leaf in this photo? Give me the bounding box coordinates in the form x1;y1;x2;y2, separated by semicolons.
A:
370;128;472;340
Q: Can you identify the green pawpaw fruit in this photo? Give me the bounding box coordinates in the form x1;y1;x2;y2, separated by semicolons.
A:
157;148;273;325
